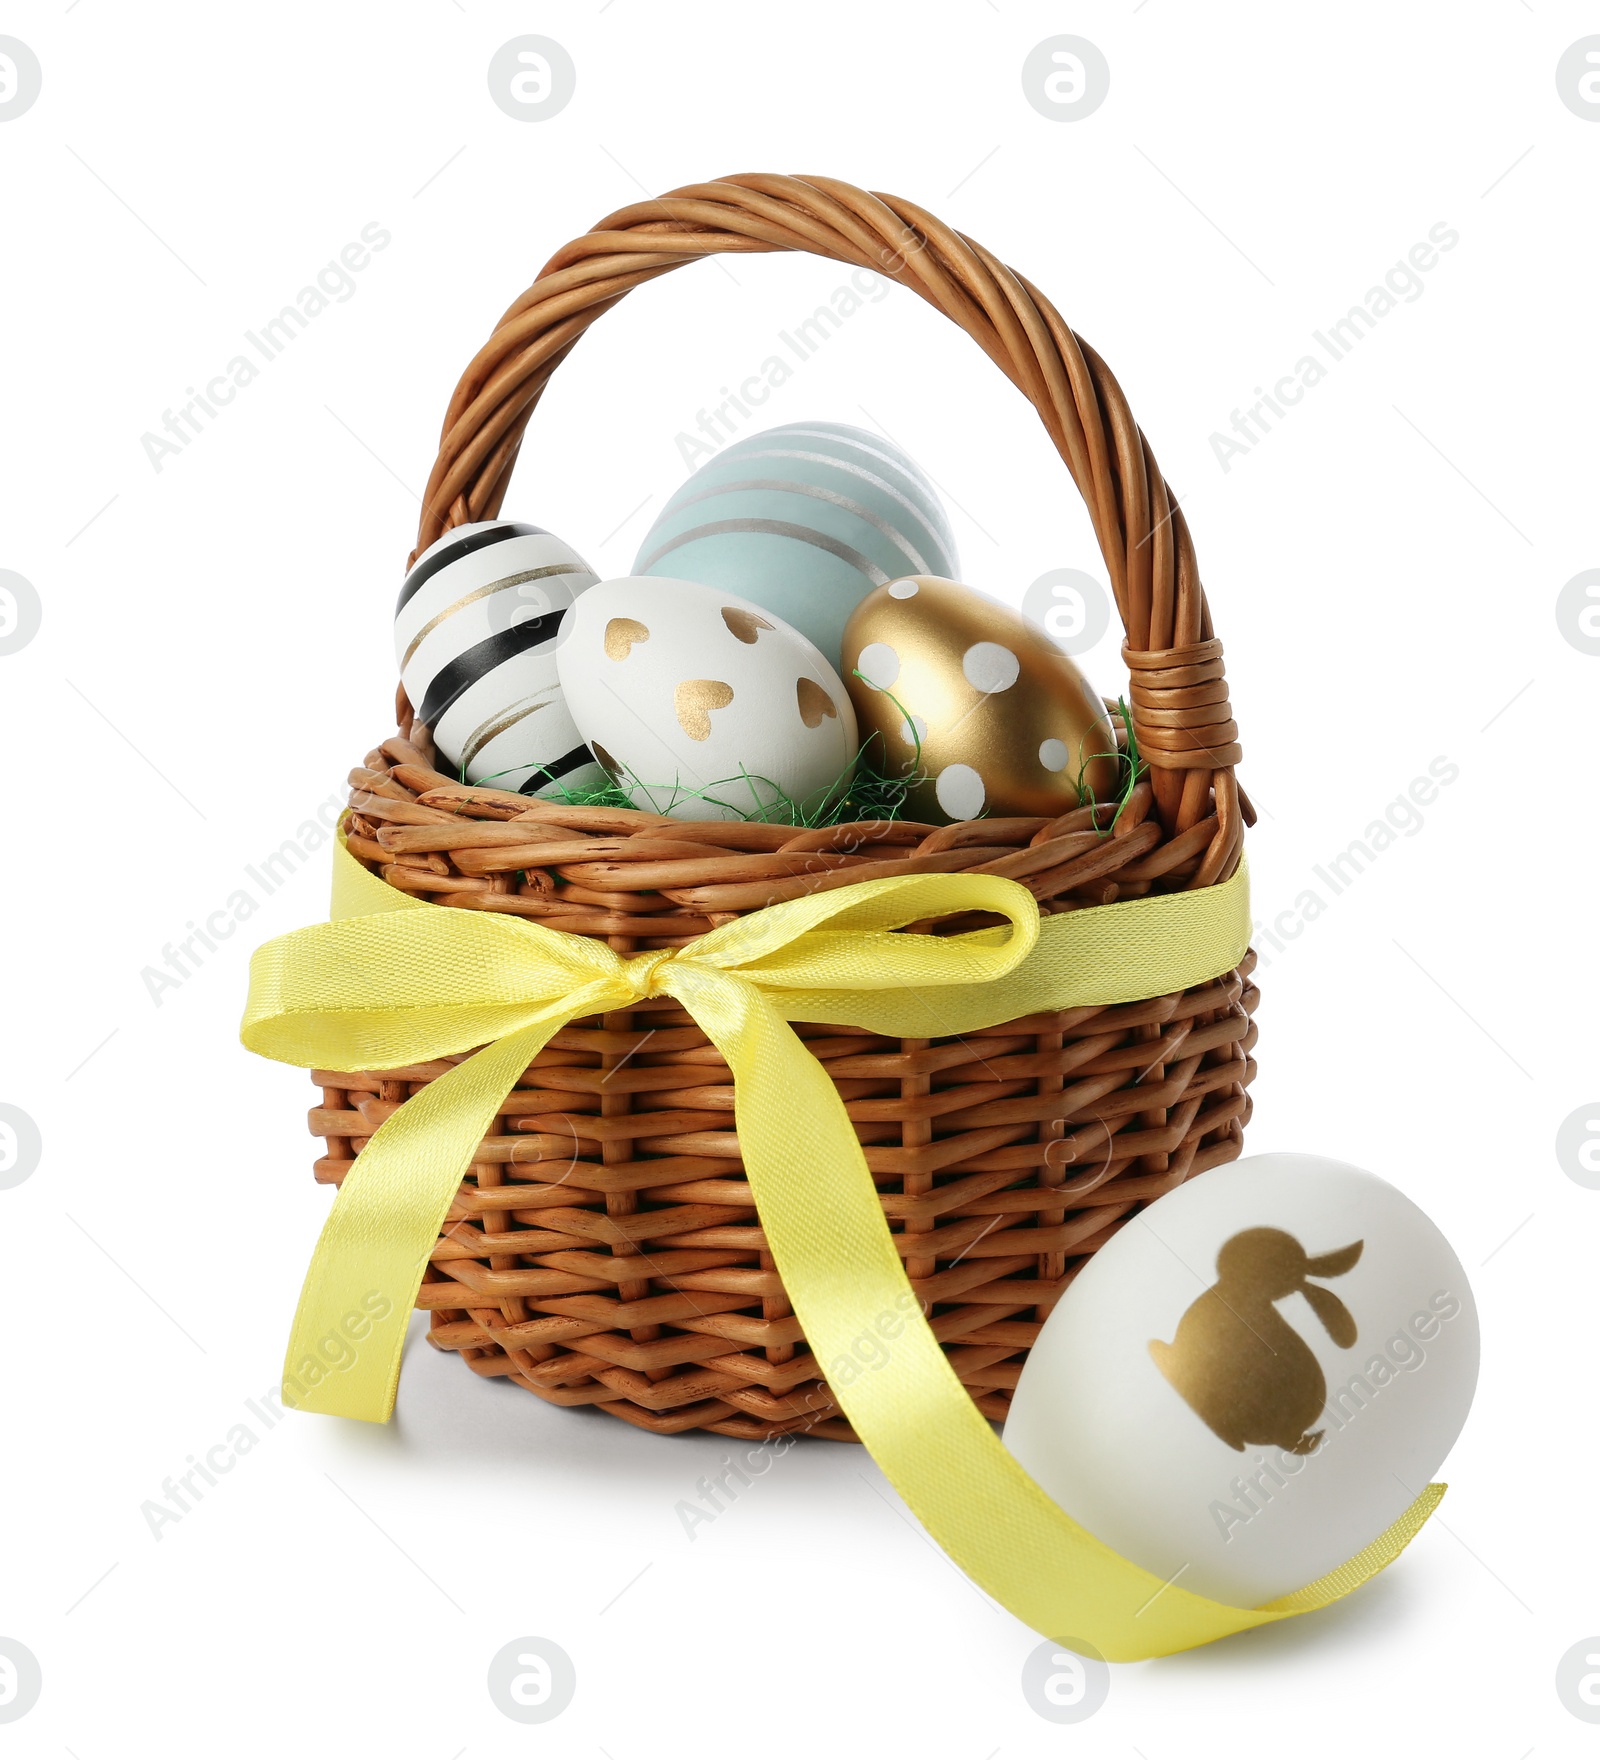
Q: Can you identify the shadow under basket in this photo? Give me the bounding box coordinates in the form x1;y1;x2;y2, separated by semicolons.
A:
306;173;1257;1441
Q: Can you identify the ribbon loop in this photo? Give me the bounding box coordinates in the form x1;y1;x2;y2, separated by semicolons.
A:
680;868;1040;979
243;907;636;1072
241;836;1441;1660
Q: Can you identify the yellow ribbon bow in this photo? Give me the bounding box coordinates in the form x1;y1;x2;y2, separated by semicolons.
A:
242;835;1442;1660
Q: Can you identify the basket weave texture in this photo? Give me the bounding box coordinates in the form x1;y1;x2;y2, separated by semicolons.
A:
308;175;1257;1440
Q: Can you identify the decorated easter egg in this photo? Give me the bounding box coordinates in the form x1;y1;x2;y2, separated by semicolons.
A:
633;421;958;665
555;577;858;821
394;519;606;796
841;576;1119;824
1003;1154;1479;1606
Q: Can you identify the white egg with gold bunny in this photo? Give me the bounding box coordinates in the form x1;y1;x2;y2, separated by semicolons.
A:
555;576;858;821
1003;1154;1479;1606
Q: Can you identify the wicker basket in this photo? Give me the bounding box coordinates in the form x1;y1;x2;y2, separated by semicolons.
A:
309;175;1256;1442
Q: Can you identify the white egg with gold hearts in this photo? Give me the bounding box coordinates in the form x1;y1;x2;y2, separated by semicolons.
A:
1003;1154;1479;1606
555;577;858;821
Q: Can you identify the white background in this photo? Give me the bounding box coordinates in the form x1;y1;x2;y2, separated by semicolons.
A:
2;3;1597;1754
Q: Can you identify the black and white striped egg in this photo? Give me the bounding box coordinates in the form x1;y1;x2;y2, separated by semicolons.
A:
393;520;607;796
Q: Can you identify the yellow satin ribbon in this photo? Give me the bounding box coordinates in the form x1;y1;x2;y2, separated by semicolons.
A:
241;835;1442;1660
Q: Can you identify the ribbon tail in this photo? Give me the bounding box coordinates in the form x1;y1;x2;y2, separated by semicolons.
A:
282;996;602;1423
669;964;1440;1662
1259;1480;1445;1615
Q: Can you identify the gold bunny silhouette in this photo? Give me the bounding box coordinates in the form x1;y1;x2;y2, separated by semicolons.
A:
1149;1227;1364;1455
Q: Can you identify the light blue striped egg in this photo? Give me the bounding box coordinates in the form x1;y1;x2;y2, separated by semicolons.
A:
632;421;958;667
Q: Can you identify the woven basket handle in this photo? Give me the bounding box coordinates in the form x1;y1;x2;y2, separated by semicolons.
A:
413;173;1244;872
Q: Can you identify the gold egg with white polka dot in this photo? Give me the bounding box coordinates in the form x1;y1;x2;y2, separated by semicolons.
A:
841;576;1120;823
